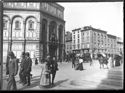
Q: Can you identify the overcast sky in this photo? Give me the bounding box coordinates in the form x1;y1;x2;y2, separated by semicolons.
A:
58;2;123;40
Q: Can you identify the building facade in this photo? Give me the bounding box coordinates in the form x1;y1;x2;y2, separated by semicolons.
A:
3;2;65;62
107;34;117;56
65;31;72;54
72;26;123;58
72;28;82;53
116;37;123;55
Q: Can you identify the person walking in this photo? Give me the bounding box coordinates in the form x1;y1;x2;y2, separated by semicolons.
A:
39;59;51;88
6;51;18;90
25;52;32;86
108;55;113;68
35;58;38;65
78;56;84;71
50;56;58;86
74;56;79;70
71;51;76;68
19;52;26;85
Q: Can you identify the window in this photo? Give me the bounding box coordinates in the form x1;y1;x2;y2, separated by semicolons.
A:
29;20;34;30
78;39;79;43
15;20;21;30
78;44;80;49
78;34;79;38
74;35;75;39
3;20;7;30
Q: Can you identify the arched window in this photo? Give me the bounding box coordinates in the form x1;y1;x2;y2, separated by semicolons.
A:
15;20;21;30
28;20;34;30
3;19;7;30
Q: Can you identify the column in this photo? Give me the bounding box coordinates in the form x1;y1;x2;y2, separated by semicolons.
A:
0;2;3;89
47;22;49;55
23;20;26;53
56;25;59;60
62;26;65;61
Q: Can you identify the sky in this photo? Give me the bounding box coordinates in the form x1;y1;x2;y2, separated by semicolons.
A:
58;2;123;40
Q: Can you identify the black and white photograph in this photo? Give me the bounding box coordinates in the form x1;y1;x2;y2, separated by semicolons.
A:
0;0;123;90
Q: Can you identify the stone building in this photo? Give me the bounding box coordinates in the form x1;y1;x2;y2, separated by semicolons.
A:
65;31;72;54
72;26;122;58
72;28;82;53
3;2;65;62
116;37;123;55
107;34;117;57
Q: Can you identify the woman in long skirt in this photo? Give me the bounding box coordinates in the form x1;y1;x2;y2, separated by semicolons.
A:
78;57;84;70
39;59;51;88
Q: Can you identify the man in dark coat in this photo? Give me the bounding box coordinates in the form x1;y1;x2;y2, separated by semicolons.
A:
6;51;18;90
24;52;32;86
19;52;27;85
71;51;76;68
114;54;122;66
50;56;58;85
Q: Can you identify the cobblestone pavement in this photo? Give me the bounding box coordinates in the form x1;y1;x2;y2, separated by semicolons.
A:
2;60;123;90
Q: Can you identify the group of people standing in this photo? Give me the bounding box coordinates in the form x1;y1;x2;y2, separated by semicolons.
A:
6;51;32;90
39;55;58;88
6;51;59;90
70;51;92;71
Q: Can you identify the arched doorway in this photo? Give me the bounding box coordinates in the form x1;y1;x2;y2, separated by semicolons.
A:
49;21;57;59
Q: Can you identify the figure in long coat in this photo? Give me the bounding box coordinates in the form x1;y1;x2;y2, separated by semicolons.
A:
50;57;58;85
6;51;18;90
24;52;32;86
19;52;27;85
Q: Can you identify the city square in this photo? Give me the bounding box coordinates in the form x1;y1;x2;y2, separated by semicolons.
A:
0;1;123;90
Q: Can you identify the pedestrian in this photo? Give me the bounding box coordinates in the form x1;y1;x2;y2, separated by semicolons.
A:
89;53;93;66
39;58;51;88
6;51;18;90
35;58;38;65
114;54;122;66
19;52;26;85
71;51;76;68
79;56;84;70
50;56;58;86
25;52;32;86
108;55;112;68
74;56;79;70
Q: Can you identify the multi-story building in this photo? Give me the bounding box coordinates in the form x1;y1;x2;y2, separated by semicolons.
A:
116;37;123;54
81;26;108;58
72;28;82;53
65;31;72;54
72;26;123;58
3;2;65;62
107;34;117;56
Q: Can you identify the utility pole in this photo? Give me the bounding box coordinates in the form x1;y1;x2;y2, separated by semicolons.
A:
0;1;3;90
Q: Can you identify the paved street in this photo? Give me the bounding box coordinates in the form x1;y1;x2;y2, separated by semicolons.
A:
2;60;123;90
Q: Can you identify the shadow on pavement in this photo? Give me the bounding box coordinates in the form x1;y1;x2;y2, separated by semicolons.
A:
18;78;69;90
96;65;123;90
18;78;40;90
51;79;69;88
